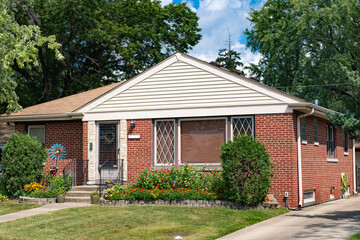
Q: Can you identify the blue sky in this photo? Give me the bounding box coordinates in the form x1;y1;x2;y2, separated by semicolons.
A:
161;0;266;74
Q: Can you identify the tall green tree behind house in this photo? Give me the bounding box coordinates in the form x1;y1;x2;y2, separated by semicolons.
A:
0;0;62;113
216;32;244;74
245;0;360;138
1;0;201;113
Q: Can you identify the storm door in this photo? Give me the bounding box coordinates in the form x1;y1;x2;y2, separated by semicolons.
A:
98;123;120;183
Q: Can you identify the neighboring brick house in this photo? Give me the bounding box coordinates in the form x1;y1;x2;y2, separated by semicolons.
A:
0;53;355;208
0;122;14;163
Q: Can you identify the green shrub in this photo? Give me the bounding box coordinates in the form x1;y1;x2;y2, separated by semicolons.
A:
27;188;58;198
136;163;224;193
105;186;222;202
0;133;47;197
220;135;273;206
0;193;8;201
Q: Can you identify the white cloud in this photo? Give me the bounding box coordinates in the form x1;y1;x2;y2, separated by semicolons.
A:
182;0;266;77
160;0;173;6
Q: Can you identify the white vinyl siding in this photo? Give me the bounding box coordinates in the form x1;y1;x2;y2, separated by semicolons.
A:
92;61;283;112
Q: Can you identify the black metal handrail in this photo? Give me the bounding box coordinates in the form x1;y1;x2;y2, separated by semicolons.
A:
98;159;123;197
63;159;89;188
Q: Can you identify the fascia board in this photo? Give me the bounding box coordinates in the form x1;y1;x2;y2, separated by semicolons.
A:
82;104;293;121
0;113;83;122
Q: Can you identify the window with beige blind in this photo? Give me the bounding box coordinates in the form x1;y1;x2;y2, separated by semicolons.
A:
180;119;226;164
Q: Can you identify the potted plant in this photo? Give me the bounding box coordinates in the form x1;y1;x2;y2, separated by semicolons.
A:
105;179;114;189
57;189;66;203
91;192;100;204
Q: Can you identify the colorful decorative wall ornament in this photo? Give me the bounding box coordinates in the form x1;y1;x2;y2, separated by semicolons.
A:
49;144;67;162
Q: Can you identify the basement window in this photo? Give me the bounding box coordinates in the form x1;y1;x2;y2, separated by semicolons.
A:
304;190;315;204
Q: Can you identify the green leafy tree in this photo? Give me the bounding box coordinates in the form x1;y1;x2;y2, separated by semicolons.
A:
216;49;244;74
245;0;360;137
216;32;244;73
0;0;62;113
5;0;201;111
0;133;47;197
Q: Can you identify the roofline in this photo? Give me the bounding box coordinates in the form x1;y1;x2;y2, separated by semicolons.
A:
0;112;83;122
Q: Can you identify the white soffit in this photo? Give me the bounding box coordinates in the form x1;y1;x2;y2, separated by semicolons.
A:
78;53;302;116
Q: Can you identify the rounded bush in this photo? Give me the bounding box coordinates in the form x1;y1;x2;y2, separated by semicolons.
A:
0;133;47;197
220;135;273;205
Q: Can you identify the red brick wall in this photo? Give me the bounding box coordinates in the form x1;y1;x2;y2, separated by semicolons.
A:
14;121;87;185
255;114;299;207
127;120;152;184
301;117;353;204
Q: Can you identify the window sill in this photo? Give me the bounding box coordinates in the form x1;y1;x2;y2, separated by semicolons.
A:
344;152;349;156
327;158;338;163
302;140;307;145
314;142;319;146
152;164;221;170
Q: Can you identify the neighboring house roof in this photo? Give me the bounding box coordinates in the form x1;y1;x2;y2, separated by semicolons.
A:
0;122;14;145
0;53;336;122
1;82;123;121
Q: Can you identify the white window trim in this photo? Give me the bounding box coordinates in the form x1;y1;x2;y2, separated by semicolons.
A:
178;117;227;166
28;125;45;144
154;119;176;166
314;142;319;146
344;152;349;156
304;190;315;204
230;116;254;140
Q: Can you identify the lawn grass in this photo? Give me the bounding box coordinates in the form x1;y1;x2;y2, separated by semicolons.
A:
0;205;288;240
0;201;40;216
349;232;360;239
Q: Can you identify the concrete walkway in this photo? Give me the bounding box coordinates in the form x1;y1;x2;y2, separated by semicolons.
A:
219;195;360;240
0;202;91;223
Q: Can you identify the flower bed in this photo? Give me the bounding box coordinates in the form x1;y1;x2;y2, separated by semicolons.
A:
105;164;224;202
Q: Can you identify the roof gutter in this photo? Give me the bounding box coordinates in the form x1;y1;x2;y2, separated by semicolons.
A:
297;108;315;207
0;112;84;122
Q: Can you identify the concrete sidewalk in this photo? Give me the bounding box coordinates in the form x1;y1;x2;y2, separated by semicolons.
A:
0;202;91;223
219;195;360;240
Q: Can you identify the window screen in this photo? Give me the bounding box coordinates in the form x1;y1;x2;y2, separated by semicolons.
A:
29;126;45;145
301;118;307;142
156;120;175;165
344;132;348;153
99;123;118;165
313;119;318;143
327;125;335;158
181;119;225;164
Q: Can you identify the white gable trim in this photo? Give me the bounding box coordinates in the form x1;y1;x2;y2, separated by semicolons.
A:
82;104;293;121
77;53;303;114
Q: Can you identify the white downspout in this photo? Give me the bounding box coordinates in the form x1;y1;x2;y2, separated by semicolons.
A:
297;108;314;207
353;139;357;194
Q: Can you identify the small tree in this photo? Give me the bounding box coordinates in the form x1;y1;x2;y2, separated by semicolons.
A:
220;135;273;205
0;133;47;197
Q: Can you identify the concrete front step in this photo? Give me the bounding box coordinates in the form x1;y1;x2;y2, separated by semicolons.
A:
65;196;91;203
65;185;100;203
66;191;94;198
70;185;99;192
